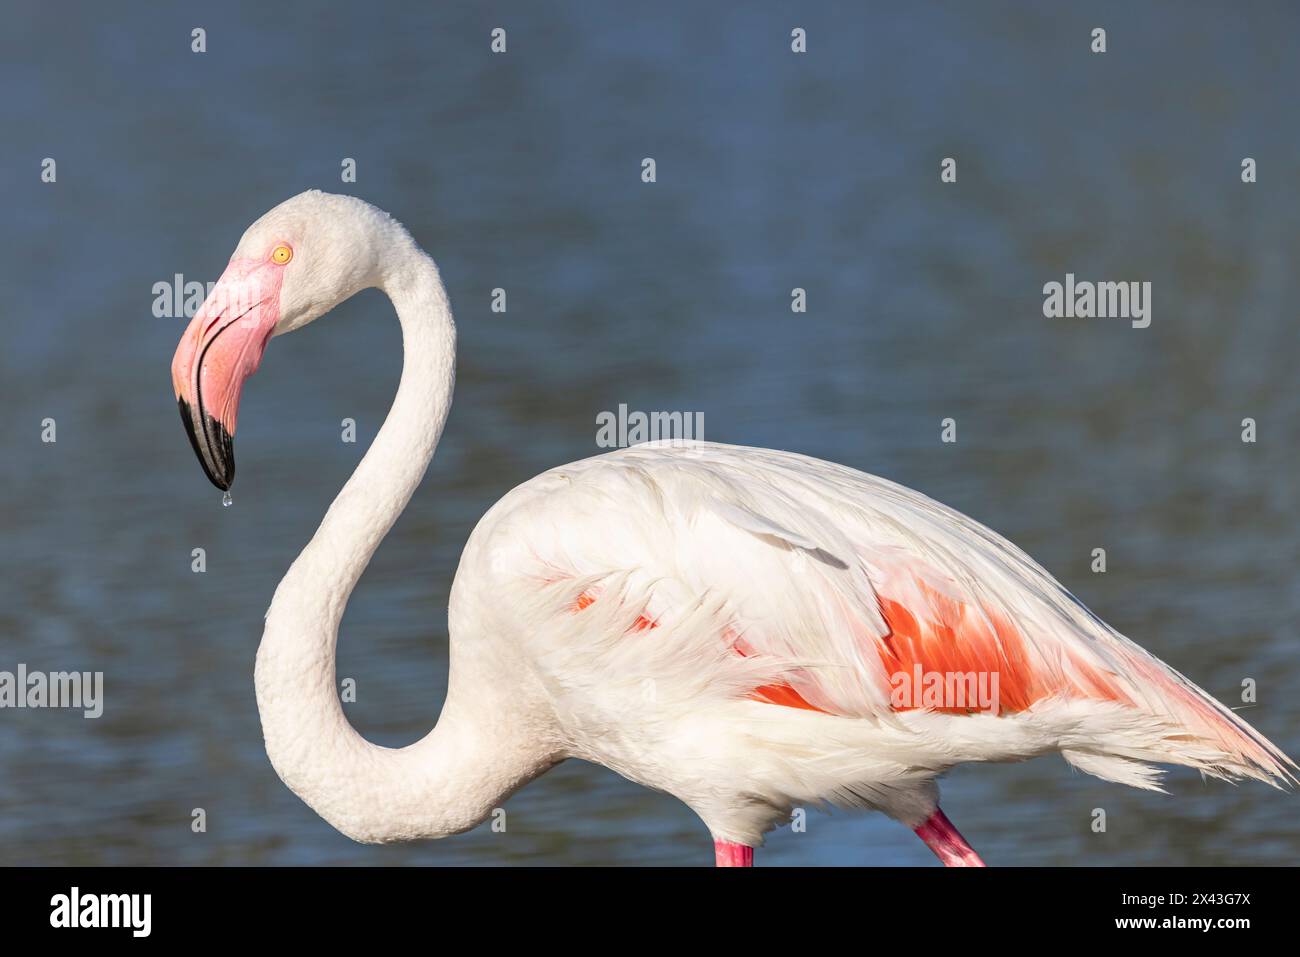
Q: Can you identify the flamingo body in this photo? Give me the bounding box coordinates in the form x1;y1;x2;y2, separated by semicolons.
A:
455;439;1293;847
171;192;1293;864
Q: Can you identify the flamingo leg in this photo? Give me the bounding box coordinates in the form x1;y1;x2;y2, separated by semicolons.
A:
714;840;754;866
913;808;986;867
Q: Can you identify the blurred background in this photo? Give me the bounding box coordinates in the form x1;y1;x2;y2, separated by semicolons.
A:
1;1;1298;865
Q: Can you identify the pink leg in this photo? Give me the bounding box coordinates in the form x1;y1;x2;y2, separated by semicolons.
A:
714;840;754;867
912;808;986;867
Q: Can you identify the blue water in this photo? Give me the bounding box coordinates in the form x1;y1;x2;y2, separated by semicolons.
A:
1;1;1297;864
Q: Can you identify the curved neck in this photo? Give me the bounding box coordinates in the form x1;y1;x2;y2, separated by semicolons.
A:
255;245;542;844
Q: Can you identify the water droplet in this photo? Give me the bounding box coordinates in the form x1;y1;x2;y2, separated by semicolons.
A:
221;491;232;508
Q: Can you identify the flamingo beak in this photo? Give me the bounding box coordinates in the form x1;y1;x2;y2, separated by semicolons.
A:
171;258;284;490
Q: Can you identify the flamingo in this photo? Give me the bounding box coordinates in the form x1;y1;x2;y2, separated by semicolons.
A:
171;191;1294;866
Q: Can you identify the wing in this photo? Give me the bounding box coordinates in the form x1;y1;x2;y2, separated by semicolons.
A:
467;440;1293;788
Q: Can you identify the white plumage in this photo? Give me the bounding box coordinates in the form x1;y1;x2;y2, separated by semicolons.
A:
173;192;1293;864
458;439;1293;844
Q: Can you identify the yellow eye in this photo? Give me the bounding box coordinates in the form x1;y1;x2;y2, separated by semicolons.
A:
270;244;293;265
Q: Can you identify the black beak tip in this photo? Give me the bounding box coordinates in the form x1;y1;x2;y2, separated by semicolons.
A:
178;397;235;491
208;460;234;492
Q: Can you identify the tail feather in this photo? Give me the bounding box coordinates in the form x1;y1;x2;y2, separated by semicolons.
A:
1081;637;1296;788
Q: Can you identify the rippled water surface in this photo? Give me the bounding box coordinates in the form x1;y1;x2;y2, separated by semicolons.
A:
1;2;1298;865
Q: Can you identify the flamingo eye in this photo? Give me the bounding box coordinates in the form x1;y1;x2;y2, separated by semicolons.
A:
270;244;293;265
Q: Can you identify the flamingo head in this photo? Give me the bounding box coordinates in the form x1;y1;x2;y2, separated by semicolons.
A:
171;190;393;489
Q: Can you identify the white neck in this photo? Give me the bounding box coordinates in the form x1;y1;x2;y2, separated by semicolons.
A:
255;242;547;844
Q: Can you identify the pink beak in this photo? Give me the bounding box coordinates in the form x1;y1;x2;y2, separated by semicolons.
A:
171;258;284;490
